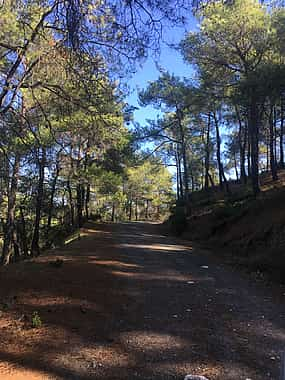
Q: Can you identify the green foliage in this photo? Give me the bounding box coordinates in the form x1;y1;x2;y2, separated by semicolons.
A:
31;311;42;328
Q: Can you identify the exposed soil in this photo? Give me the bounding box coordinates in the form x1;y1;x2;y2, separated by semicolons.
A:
183;171;285;281
0;222;284;379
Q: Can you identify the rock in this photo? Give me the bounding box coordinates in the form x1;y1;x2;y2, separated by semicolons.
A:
184;376;209;380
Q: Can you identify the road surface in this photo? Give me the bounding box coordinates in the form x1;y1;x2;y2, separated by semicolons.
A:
0;222;284;379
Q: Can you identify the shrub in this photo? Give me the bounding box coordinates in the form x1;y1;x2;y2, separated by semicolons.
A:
31;311;42;328
169;201;187;236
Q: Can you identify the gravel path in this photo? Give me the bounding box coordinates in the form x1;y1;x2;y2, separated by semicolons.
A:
0;222;284;379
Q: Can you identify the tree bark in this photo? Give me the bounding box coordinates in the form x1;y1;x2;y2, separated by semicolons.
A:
129;199;132;221
85;183;90;219
236;106;247;184
269;105;278;181
175;147;181;199
19;206;28;258
67;179;75;227
213;112;230;193
47;158;60;232
177;147;184;199
76;183;84;228
145;199;149;219
177;109;191;214
135;198;138;221
248;96;260;196
204;114;210;191
111;202;115;222
31;147;46;257
2;153;20;265
280;97;284;168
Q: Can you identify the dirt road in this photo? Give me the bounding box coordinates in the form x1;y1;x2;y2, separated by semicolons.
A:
0;222;284;379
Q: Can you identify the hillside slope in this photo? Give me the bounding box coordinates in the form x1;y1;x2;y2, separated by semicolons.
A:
182;170;285;281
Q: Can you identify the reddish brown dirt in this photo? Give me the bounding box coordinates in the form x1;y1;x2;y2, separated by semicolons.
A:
0;222;284;379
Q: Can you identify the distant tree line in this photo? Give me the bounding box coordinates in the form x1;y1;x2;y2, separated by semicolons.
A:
138;0;285;213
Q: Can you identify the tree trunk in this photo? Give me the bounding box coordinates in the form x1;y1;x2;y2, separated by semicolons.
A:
213;112;230;193
204;114;210;191
280;97;284;168
145;199;149;219
234;152;239;181
247;131;251;177
129;199;132;221
85;184;90;219
47;159;60;232
135;198;138;221
274;106;278;165
269;105;278;181
208;172;215;187
111;202;115;222
2;154;20;265
76;183;83;228
67;179;75;226
177;148;184;199
31;148;46;257
12;227;20;262
178;110;190;215
248;97;260;196
266;127;269;171
236;106;247;184
175;149;180;199
19;206;28;258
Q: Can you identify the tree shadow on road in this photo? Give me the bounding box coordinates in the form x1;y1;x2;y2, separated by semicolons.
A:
0;222;284;379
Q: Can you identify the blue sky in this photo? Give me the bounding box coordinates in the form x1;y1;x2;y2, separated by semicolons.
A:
126;17;197;127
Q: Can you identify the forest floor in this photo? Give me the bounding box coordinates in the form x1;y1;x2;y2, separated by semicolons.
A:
0;222;284;380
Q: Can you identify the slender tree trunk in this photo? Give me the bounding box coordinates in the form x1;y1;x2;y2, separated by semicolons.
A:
31;148;46;257
47;159;60;232
111;202;115;222
83;143;90;220
129;199;132;221
145;199;149;219
190;171;195;192
266;127;269;171
213;112;230;193
175;149;180;199
269;105;278;181
208;172;215;187
12;227;20;262
274;106;278;164
247;131;251;177
76;183;83;227
177;148;184;199
236;106;247;184
280;97;284;168
67;145;75;227
67;179;75;226
178;110;190;214
135;198;138;221
248;96;260;196
204;114;210;191
234;152;239;181
2;154;20;265
19;206;28;258
76;143;84;228
85;184;90;220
